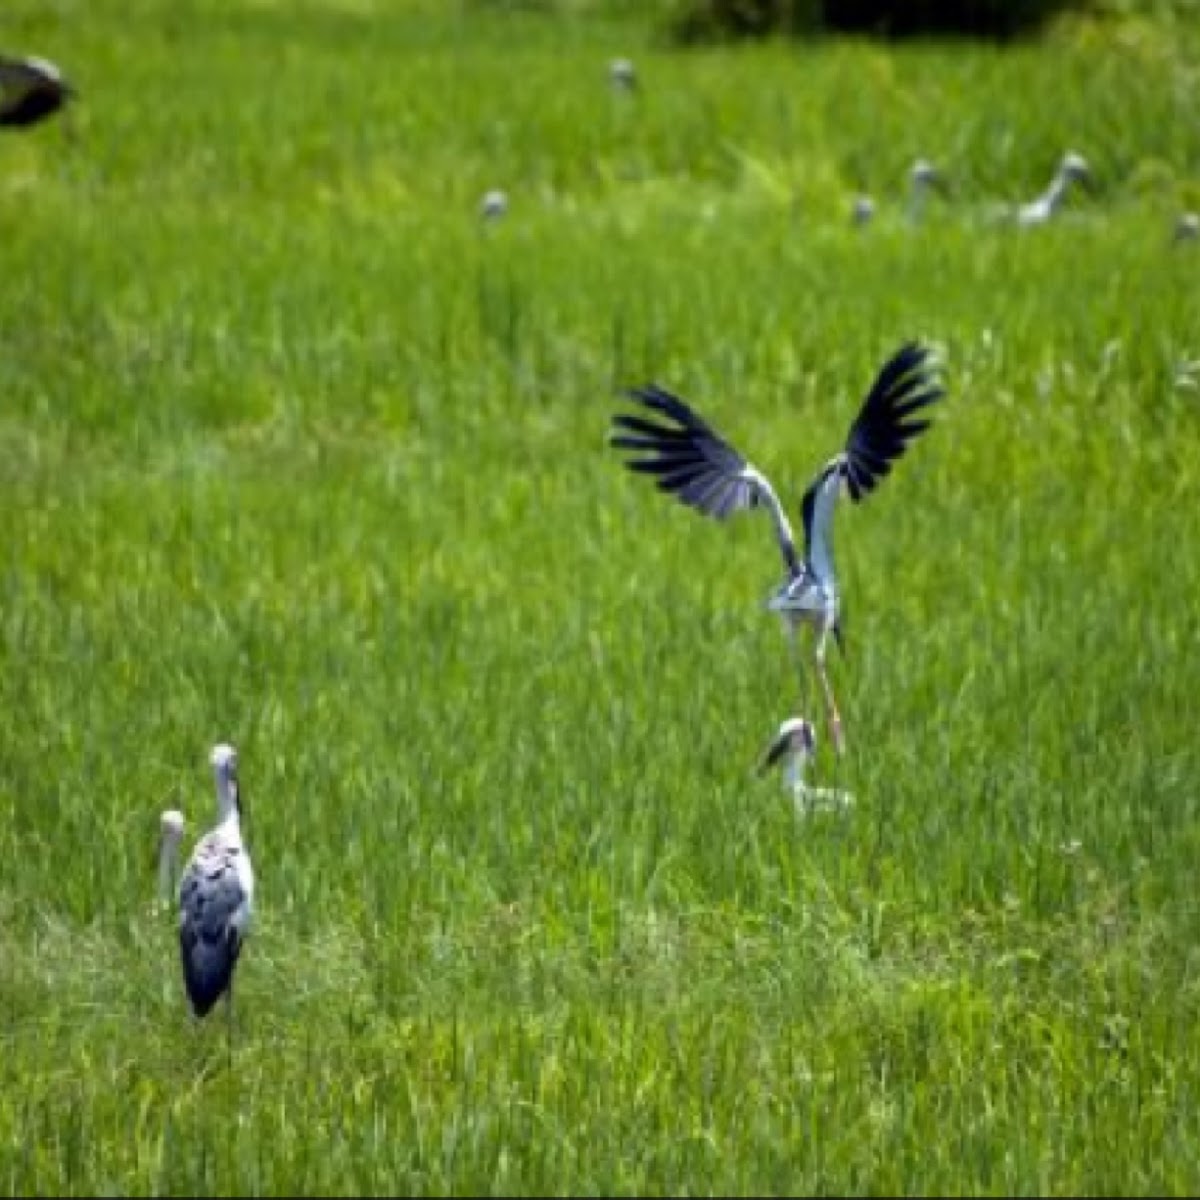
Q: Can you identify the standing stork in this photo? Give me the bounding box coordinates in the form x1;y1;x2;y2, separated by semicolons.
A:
609;342;944;755
851;194;875;227
178;743;254;1049
1017;151;1092;226
1173;212;1199;244
908;158;946;223
758;716;854;816
479;188;509;222
609;57;638;92
0;55;74;129
157;809;186;911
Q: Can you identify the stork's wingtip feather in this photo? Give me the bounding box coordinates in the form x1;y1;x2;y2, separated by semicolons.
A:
908;340;947;374
625;382;673;405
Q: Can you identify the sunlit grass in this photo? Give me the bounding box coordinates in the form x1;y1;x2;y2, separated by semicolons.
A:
2;0;1200;1193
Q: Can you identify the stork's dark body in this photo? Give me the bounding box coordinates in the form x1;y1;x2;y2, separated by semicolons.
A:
0;88;64;127
0;57;73;129
178;837;249;1018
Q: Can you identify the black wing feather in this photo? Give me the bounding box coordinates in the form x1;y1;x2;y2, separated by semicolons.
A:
840;342;943;503
608;384;755;521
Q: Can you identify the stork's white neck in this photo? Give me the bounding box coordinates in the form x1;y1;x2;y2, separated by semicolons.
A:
214;772;241;829
783;752;809;793
158;836;179;900
910;178;929;220
1042;167;1074;214
807;470;842;587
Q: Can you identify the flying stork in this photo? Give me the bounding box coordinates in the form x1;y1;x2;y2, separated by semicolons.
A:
610;342;944;755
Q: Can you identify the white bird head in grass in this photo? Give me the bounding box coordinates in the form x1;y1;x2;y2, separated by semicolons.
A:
758;716;817;776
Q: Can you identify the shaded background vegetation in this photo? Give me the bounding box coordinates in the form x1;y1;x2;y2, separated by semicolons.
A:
485;0;1195;43
669;0;1090;41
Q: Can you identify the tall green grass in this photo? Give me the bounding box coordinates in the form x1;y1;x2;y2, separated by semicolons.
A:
2;0;1199;1193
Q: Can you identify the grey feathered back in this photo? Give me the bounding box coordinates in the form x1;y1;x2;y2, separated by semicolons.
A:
178;835;249;1017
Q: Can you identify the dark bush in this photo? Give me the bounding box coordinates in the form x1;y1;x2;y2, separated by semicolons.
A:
822;0;1087;37
667;0;1093;43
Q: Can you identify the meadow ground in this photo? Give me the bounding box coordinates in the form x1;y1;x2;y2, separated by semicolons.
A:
2;0;1200;1193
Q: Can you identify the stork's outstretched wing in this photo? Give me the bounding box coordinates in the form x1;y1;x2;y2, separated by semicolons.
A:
838;342;943;503
610;384;800;576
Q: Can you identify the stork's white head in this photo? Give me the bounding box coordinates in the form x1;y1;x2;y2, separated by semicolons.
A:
480;189;509;220
25;57;65;84
1060;151;1091;184
210;742;241;818
852;195;875;226
1174;211;1199;242
210;743;238;774
758;716;817;775
910;158;942;188
609;57;637;90
160;808;186;844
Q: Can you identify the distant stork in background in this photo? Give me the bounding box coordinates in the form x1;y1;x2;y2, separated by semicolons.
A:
758;716;854;816
609;57;638;92
850;159;943;228
1017;151;1092;226
479;188;509;222
908;158;946;223
178;743;254;1054
851;194;875;227
1174;211;1199;244
610;342;944;755
0;55;74;129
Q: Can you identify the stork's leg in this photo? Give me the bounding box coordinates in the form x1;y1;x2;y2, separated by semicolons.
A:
784;619;811;712
813;625;845;756
225;982;234;1070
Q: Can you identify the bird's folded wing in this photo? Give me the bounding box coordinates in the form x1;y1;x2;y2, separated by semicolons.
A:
179;841;249;944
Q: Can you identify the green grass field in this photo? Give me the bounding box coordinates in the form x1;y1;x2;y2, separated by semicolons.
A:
3;0;1200;1193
